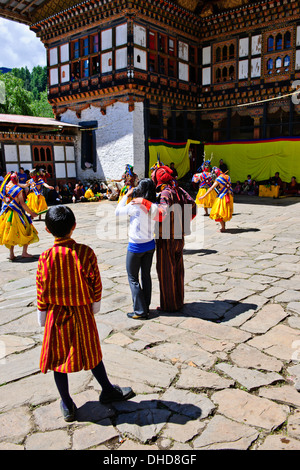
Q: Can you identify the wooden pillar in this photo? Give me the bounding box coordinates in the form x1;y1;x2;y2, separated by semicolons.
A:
253;117;261;139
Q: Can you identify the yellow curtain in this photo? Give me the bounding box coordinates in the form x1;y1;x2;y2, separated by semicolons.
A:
205;139;300;184
149;139;200;179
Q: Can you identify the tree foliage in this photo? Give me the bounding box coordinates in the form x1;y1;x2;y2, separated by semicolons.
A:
0;66;53;118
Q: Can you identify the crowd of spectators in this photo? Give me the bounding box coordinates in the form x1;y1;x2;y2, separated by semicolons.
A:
0;166;125;208
232;171;300;197
46;180;123;205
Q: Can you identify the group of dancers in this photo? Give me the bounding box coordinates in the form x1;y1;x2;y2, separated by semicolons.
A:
0;156;234;261
0;168;53;260
193;157;234;233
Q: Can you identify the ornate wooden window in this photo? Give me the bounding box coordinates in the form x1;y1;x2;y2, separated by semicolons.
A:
267;36;274;52
169;39;175;56
82;59;89;77
275;57;282;71
284;55;290;70
91;34;99;53
275;33;282;50
82;37;89;56
32;145;54;179
284;32;291;49
267;58;273;74
72;40;80;59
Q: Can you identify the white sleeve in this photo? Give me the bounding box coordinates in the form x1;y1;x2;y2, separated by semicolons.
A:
115;194;129;216
37;310;47;327
92;301;101;314
149;203;159;219
115;194;135;217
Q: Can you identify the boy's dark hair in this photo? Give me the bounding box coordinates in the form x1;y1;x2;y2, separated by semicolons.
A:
132;178;157;203
45;205;76;238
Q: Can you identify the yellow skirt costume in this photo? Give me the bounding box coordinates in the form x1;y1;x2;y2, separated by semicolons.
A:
210;194;234;223
0;209;39;249
26;192;48;214
196;187;217;208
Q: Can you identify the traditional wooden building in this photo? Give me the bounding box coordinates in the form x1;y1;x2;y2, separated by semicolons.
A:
0;114;79;185
1;0;300;182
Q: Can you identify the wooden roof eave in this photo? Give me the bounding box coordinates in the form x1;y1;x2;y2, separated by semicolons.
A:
0;6;32;24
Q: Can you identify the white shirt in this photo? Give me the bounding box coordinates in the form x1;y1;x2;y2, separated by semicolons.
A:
115;194;158;245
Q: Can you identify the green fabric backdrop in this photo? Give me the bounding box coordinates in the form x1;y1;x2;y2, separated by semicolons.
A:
205;139;300;184
148;139;200;179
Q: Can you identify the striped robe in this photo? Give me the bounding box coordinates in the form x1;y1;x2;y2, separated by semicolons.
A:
37;238;103;374
155;184;197;312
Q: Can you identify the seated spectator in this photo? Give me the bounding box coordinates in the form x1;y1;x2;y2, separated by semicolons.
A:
73;183;85;202
107;183;120;201
67;182;75;195
18;167;28;185
84;185;100;202
233;181;242;194
241;180;250;195
248;180;259;196
48;186;62;205
99;182;108;198
270;172;283;188
60;184;72;204
284;176;299;196
92;182;101;194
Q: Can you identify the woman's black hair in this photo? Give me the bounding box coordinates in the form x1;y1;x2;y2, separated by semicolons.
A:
45;205;76;238
132;178;157;203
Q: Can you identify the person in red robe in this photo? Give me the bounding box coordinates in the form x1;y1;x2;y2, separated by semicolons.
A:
37;205;134;421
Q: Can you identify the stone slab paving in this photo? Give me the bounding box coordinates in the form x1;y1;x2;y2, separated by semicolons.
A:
0;195;300;451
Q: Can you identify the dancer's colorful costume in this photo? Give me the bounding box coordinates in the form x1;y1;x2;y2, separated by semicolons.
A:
210;167;234;223
26;174;48;215
119;164;138;202
0;173;39;249
193;170;217;209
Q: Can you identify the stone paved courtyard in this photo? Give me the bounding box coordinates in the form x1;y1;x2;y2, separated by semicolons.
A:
0;195;300;450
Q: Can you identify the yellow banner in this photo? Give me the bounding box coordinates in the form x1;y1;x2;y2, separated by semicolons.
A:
205;139;300;184
149;139;200;179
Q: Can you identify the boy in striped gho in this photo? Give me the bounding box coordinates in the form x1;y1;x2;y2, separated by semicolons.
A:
36;205;134;422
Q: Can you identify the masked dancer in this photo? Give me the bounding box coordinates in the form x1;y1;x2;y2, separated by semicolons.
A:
198;166;233;232
0;172;38;260
193;160;217;216
26;169;54;220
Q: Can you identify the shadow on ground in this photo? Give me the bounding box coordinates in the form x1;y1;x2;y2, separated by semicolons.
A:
149;300;257;323
76;398;202;424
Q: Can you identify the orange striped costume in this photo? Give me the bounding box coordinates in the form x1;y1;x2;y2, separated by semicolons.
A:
37;237;103;374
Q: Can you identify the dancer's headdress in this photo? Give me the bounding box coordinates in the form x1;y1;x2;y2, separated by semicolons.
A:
125;164;134;177
212;166;222;178
150;153;164;173
151;165;175;188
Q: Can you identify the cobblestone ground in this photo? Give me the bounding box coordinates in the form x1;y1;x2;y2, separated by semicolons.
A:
0;195;300;451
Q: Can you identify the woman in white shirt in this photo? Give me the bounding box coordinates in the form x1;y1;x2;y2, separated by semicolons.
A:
115;179;158;320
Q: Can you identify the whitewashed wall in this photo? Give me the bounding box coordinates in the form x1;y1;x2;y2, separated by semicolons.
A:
60;101;146;182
